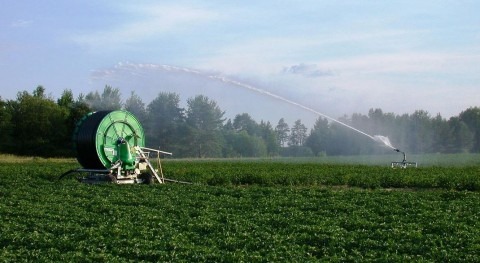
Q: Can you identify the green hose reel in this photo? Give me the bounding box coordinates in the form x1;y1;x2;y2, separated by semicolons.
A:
73;110;145;170
59;109;178;184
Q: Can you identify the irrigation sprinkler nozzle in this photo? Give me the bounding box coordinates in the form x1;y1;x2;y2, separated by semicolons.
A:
391;148;417;168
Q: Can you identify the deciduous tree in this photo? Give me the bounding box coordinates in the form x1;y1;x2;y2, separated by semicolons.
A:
459;107;480;152
84;85;122;111
305;117;330;156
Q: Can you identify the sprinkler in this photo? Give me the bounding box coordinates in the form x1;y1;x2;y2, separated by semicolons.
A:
391;148;417;168
59;110;173;184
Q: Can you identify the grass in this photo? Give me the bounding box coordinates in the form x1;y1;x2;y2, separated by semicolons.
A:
0;154;77;164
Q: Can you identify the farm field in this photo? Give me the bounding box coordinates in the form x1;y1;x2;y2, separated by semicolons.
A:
1;158;479;261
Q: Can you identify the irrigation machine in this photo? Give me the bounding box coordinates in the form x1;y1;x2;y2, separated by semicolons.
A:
391;148;417;168
60;110;172;184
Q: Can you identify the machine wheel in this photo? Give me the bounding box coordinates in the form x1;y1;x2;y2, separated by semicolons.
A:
139;173;153;184
105;174;117;183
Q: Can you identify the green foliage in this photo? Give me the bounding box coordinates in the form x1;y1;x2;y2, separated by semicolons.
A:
223;115;278;157
124;91;147;124
10;89;69;156
185;95;225;158
320;108;477;156
306;117;330;156
232;113;259;135
0;97;13;150
163;160;480;191
259;120;279;156
2;88;91;157
289;119;308;146
84;85;122;111
275;118;290;147
459;107;480;152
1;161;479;261
145;92;186;154
4;85;480;158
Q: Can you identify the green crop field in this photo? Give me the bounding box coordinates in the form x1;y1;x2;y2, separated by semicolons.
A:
1;157;479;261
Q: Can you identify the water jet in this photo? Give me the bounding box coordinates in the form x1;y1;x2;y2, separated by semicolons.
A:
98;63;418;166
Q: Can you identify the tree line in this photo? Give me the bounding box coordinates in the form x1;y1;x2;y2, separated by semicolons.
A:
1;86;480;157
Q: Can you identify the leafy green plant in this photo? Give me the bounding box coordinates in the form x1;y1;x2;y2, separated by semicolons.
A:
1;161;479;261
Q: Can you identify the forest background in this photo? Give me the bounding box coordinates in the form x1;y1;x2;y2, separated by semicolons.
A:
1;86;479;158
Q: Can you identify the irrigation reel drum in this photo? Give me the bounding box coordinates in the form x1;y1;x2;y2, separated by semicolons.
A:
60;110;172;184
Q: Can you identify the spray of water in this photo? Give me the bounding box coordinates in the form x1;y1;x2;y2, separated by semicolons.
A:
104;62;397;150
216;76;396;150
372;135;396;150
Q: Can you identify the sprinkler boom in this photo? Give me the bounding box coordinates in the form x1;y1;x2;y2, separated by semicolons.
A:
391;148;417;168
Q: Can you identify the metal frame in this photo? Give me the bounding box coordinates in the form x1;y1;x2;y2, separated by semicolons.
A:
391;150;417;168
59;147;173;184
135;146;172;184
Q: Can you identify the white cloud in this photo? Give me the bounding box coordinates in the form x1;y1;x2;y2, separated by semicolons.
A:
71;3;220;50
10;19;32;28
316;51;480;76
194;27;425;75
82;1;480;121
282;63;334;78
295;50;480;118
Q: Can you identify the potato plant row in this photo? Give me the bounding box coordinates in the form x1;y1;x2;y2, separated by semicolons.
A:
163;160;480;191
0;162;479;261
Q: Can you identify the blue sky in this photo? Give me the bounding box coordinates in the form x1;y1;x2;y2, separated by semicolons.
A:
1;0;479;128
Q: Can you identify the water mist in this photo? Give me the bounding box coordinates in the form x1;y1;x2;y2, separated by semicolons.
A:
108;62;399;151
